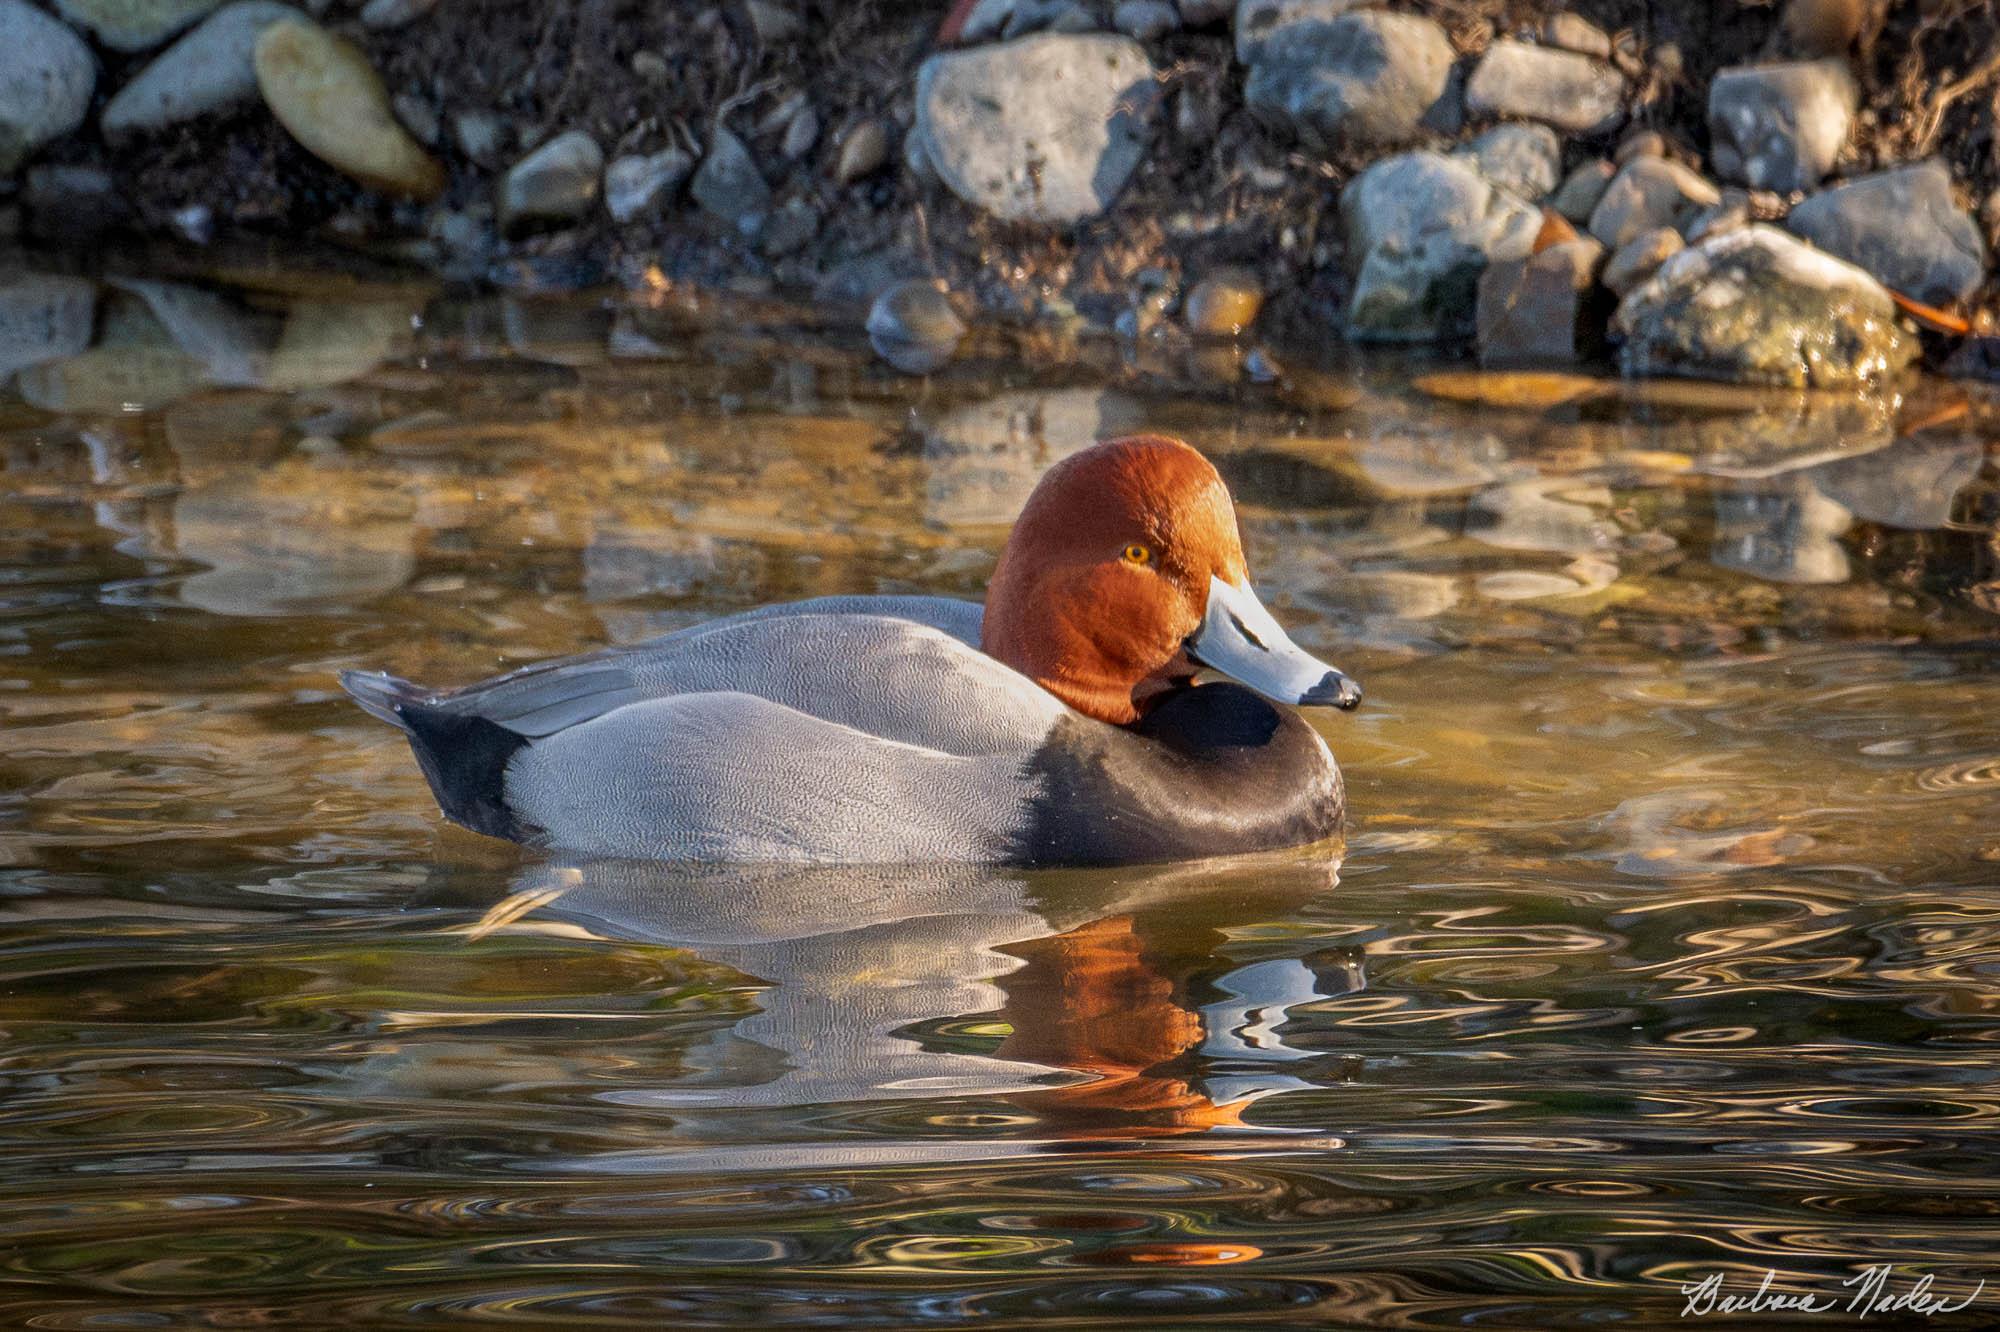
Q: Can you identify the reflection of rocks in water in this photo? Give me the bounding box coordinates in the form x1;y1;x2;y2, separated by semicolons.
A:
15;290;206;413
921;388;1143;527
264;298;416;389
1354;411;1514;496
1804;438;1985;532
1711;477;1852;585
1572;380;1897;477
114;278;281;387
0;271;95;380
1468;477;1618;554
584;529;723;603
1606;790;1814;877
1476;557;1618;601
169;470;416;616
503;295;613;367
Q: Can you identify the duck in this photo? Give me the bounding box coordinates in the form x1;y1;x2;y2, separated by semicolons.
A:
340;434;1361;866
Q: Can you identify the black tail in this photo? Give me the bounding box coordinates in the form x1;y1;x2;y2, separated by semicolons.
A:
397;702;534;842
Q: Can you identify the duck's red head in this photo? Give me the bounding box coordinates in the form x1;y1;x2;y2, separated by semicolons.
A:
982;435;1361;726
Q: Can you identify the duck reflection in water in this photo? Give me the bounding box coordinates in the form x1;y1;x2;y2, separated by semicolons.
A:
431;851;1361;1141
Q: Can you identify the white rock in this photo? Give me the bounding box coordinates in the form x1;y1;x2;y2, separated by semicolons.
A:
0;0;95;172
916;33;1158;224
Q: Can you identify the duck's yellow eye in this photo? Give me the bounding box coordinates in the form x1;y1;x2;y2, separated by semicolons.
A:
1122;543;1152;566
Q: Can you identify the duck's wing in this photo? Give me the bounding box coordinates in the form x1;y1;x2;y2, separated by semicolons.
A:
498;691;1039;863
340;596;1051;755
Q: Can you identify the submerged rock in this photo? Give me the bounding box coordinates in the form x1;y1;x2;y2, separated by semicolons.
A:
498;130;603;231
1464;38;1626;135
1476;236;1606;364
0;0;95;173
916;33;1157;224
868;279;966;374
1340;150;1540;341
1243;10;1453;150
1785;160;1986;306
1708;60;1854;194
53;0;219;51
1611;224;1917;387
1588;156;1721;249
253;18;444;199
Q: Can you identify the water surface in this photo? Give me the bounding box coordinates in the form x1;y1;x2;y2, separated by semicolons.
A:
2;261;1997;1327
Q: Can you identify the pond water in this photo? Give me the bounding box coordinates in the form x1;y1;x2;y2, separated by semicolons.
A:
2;259;1998;1328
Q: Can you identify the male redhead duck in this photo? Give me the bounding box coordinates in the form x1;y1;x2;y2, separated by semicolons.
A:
341;434;1360;866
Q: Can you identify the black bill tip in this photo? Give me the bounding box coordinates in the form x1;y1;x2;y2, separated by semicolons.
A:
1301;670;1363;711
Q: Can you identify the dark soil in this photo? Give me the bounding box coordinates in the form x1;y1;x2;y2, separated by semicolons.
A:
54;1;2000;337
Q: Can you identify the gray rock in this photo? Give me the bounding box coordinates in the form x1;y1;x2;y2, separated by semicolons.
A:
1477;235;1606;363
760;197;819;257
953;0;1014;43
1340;150;1541;341
1244;10;1453;151
1453;121;1561;202
1044;2;1100;34
1602;226;1682;296
0;272;96;380
0;0;95;172
53;0;219;52
1464;38;1626;135
780;103;819;159
453;110;508;167
1541;10;1609;60
1550;159;1615;223
1708;60;1854;193
498;130;604;233
1611;223;1916;387
604;147;692;222
1588;156;1721;249
102;2;297;139
358;0;434;28
392;91;438;145
916;33;1157;224
1614;129;1664;164
833;119;888;183
1114;0;1178;39
691;127;771;232
1233;0;1364;65
868;279;966;374
743;0;803;43
1786;160;1986;306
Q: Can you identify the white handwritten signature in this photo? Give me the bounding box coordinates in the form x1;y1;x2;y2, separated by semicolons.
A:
1681;1265;1984;1319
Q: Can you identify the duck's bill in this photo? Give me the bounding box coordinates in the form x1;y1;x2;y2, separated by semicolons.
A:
1187;575;1362;711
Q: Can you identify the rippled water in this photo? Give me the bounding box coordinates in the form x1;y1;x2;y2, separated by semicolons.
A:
2;259;1998;1327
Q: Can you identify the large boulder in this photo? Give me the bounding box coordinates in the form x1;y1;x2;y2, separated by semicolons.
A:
1243;10;1453;150
1340;150;1541;341
1611;224;1917;387
916;33;1157;224
1463;38;1626;135
102;2;298;139
1708;60;1854;193
1785;160;1987;306
0;0;95;173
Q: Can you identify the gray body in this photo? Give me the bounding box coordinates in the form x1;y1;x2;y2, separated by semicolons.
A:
343;597;1065;862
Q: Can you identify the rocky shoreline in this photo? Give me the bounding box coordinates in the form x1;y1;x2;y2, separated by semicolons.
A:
6;0;2000;384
